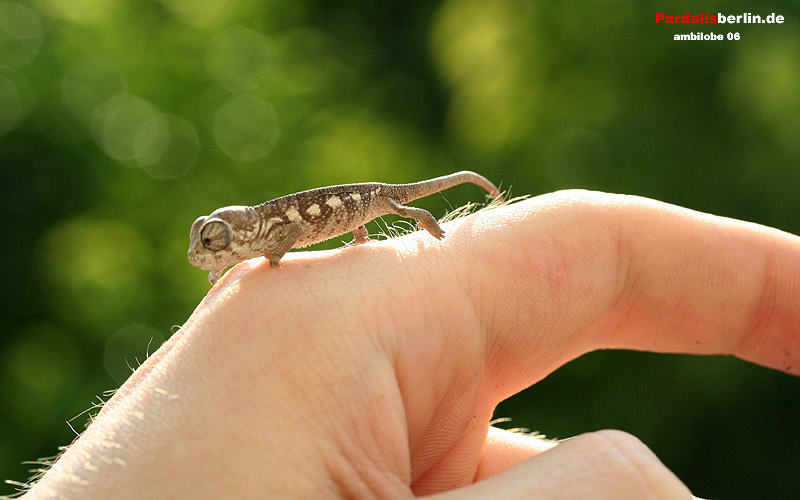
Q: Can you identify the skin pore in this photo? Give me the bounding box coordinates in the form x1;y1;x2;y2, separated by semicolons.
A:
22;190;799;500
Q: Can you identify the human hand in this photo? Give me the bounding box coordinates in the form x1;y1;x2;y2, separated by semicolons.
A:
24;190;799;499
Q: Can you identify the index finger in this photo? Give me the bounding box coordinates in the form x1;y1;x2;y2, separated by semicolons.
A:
458;190;799;401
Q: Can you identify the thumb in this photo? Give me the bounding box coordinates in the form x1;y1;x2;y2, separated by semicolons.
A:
424;430;696;500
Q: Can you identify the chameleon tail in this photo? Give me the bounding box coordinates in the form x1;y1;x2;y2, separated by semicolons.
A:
393;171;502;204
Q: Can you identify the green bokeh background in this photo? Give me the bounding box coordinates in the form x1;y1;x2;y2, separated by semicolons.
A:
1;0;799;498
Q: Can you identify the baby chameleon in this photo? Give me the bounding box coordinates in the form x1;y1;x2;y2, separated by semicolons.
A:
188;171;502;284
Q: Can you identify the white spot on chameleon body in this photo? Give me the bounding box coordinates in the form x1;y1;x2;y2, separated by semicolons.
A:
350;192;361;201
306;204;321;216
285;206;303;223
325;196;343;208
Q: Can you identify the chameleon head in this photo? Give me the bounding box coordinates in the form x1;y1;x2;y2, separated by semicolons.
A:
187;206;259;273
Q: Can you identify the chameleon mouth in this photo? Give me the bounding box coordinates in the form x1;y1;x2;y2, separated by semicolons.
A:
187;245;218;271
187;242;241;272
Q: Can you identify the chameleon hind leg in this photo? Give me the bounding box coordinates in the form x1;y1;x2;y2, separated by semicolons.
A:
387;198;445;239
349;225;370;245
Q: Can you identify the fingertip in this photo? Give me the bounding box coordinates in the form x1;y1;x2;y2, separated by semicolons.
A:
423;430;694;500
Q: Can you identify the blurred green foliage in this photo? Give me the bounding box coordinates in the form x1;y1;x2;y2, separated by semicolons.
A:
1;0;798;498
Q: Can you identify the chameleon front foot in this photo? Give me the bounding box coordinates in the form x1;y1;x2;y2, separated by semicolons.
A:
208;270;222;284
264;221;303;269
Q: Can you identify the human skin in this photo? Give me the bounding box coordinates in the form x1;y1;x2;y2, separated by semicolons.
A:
23;190;799;499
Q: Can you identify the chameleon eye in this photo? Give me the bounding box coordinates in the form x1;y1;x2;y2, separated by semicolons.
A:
200;220;231;251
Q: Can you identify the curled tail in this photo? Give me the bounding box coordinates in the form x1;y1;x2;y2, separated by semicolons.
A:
392;171;502;204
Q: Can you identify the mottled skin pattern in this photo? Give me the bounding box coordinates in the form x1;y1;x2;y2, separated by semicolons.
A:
188;171;502;284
